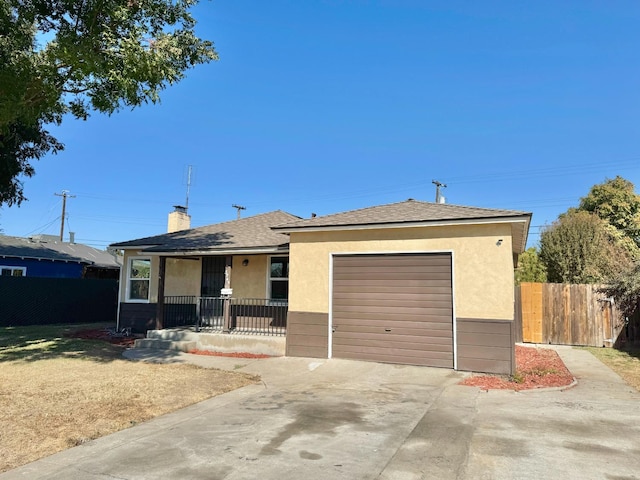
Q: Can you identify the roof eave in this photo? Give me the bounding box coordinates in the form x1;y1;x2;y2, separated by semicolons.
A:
132;246;290;256
274;215;533;234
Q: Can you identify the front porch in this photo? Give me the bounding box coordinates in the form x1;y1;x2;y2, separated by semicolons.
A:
162;296;287;336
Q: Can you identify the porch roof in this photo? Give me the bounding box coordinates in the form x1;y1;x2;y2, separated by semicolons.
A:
110;211;300;254
272;199;532;254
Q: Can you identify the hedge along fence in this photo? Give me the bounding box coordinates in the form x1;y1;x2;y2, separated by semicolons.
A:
0;277;118;327
515;282;632;347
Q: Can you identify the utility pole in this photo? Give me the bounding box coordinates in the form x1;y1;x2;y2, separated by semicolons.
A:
432;180;447;204
54;190;75;241
232;204;246;219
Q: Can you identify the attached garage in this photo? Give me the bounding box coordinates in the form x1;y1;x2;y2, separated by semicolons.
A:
278;199;532;375
331;253;453;368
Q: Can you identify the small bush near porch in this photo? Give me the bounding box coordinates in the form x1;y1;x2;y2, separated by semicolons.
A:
0;323;259;473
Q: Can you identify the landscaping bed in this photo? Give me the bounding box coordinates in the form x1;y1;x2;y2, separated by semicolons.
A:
460;345;574;391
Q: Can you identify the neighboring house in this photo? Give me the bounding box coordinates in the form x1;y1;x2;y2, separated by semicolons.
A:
111;200;531;374
0;234;121;279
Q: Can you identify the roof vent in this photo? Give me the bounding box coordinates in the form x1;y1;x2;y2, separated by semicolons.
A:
438;196;446;204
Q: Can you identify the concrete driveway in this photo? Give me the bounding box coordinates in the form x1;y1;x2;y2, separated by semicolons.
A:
2;346;639;480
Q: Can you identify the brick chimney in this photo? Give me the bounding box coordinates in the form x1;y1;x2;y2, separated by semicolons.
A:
168;205;191;233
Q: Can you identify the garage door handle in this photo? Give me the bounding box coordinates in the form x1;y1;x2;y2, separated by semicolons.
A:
385;328;391;332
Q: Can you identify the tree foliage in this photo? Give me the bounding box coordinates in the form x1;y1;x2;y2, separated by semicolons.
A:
578;176;640;246
515;247;547;285
599;263;640;319
539;210;634;284
0;0;217;206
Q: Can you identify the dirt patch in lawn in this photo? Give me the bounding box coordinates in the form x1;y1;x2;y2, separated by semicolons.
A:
65;327;142;347
459;345;574;391
0;324;259;473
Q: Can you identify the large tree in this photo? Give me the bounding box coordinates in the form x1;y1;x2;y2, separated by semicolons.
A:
515;247;547;285
539;210;634;284
577;176;640;246
0;0;217;206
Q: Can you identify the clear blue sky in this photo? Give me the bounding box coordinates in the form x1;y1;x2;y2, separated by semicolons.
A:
2;1;639;249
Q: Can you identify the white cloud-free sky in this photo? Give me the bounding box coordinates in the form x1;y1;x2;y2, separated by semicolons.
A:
2;0;639;248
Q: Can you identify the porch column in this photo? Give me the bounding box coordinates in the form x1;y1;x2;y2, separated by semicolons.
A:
223;255;232;333
156;256;166;330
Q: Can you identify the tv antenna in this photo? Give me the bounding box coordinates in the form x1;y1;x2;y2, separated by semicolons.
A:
432;180;447;203
232;204;246;219
184;165;193;211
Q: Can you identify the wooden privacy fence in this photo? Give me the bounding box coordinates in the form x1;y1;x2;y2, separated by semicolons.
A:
515;283;626;347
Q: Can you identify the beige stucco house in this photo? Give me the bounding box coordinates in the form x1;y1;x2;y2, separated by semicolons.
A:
111;199;531;374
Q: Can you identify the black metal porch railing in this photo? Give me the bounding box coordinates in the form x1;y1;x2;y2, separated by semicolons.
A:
162;296;287;336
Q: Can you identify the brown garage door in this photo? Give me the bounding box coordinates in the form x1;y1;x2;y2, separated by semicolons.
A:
331;253;453;368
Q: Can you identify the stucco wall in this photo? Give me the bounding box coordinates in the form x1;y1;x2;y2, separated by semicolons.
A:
288;223;515;320
165;258;201;296
119;253;274;302
231;255;268;298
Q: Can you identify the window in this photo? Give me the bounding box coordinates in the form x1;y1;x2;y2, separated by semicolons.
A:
1;266;26;277
127;257;151;302
269;256;289;302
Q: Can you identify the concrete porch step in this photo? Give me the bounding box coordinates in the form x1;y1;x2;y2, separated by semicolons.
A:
134;338;197;353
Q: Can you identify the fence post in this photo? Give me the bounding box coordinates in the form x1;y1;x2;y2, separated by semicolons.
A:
156;256;166;330
195;296;201;332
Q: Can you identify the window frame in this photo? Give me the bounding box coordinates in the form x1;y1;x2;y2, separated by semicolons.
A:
267;255;289;305
126;256;152;303
0;266;26;277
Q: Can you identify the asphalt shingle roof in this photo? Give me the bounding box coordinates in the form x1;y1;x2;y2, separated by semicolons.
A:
0;235;120;268
274;199;531;230
273;199;532;253
111;210;300;253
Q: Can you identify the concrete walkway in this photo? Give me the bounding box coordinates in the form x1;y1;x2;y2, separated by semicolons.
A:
2;346;639;479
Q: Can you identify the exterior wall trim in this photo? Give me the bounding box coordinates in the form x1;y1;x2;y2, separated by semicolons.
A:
327;249;456;366
136;248;290;257
276;216;529;233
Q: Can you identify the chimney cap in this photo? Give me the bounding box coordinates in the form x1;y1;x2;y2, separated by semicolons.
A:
173;205;188;213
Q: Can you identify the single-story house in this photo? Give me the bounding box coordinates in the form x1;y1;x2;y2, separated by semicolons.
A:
0;234;121;279
111;199;531;374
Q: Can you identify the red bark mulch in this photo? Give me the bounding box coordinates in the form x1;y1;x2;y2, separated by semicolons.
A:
188;349;273;359
65;328;139;348
459;345;575;391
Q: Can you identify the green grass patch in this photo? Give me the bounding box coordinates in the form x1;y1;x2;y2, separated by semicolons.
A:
0;323;118;362
582;345;640;392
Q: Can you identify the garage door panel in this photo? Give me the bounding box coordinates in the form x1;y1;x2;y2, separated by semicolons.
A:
333;264;451;278
333;313;452;331
333;291;452;302
332;253;453;368
333;285;452;295
335;345;453;363
335;255;452;268
333;297;453;309
333;304;452;317
334;271;451;282
334;331;453;346
334;279;451;289
335;321;452;334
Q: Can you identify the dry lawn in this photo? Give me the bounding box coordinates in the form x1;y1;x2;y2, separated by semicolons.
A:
0;324;259;473
584;345;640;391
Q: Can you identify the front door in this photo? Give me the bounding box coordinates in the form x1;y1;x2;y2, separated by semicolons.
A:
201;257;226;326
